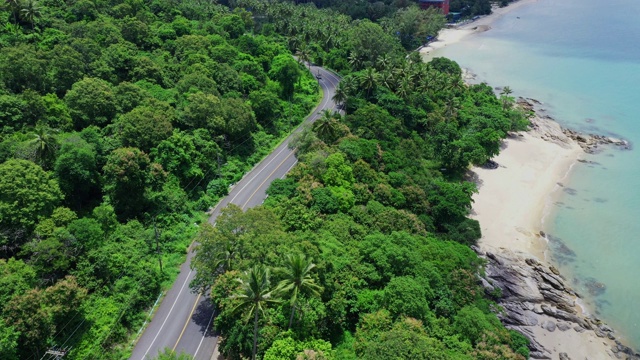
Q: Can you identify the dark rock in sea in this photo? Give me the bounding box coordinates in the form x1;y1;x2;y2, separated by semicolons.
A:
593;197;608;203
562;187;577;195
600;324;614;333
583;277;607;296
546;234;576;259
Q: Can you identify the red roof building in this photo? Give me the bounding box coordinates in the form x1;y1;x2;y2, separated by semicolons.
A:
419;0;450;15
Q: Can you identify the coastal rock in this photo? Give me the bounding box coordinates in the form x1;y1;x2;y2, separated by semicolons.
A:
484;252;544;302
542;320;556;332
500;302;539;326
510;325;550;357
539;288;575;313
480;277;495;295
561;128;630;154
477;250;638;358
530;351;552;360
600;324;614;333
537;270;565;291
541;304;591;330
558;352;571;360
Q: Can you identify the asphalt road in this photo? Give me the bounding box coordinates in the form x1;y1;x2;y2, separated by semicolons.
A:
129;64;340;360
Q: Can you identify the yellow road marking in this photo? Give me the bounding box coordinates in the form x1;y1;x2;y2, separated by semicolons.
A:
242;151;296;210
172;293;202;351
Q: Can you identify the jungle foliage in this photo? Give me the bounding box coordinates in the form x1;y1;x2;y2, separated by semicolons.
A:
0;0;320;358
191;3;530;360
0;0;529;358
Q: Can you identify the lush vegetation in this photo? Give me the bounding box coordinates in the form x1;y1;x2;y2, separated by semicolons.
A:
0;0;530;358
192;51;529;359
188;2;530;359
226;0;521;23
0;0;321;358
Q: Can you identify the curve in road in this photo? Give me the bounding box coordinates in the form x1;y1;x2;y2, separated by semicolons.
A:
129;64;340;360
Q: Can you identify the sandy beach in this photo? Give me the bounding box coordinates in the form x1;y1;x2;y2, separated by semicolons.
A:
420;1;636;358
469;124;582;259
420;0;540;57
469;114;629;359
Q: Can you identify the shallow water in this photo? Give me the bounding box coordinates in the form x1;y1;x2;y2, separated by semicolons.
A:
430;0;640;349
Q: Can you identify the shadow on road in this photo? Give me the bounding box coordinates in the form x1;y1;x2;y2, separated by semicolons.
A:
192;298;217;336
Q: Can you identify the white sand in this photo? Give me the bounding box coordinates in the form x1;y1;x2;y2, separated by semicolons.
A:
419;1;628;357
469;129;582;258
420;0;540;57
469;118;624;359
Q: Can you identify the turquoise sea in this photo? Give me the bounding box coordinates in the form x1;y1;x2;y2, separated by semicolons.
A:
430;0;640;349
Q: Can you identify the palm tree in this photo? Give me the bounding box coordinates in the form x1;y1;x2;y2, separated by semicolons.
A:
296;44;312;71
19;0;40;30
358;68;381;98
347;51;363;71
332;82;348;109
276;254;322;329
375;54;392;71
5;0;20;24
26;124;58;169
231;265;281;360
500;86;514;110
313;110;339;143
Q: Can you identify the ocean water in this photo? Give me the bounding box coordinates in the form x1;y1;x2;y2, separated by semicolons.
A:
429;0;640;349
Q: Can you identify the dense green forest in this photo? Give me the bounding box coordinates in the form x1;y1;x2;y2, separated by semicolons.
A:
0;0;529;358
0;0;321;358
225;0;519;22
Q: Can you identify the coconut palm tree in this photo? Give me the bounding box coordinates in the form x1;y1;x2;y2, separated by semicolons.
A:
500;86;514;110
4;0;20;24
348;51;363;71
358;68;381;98
19;0;40;30
332;82;348;109
296;44;312;70
231;265;281;360
276;254;322;329
26;124;59;169
313;110;339;143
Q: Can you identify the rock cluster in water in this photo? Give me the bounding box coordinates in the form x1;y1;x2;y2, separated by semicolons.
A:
562;128;630;154
472;247;640;360
516;97;630;154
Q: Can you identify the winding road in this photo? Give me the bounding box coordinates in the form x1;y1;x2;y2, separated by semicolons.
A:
129;64;341;360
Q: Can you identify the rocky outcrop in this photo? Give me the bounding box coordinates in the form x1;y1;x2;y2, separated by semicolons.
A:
562;128;630;154
477;250;640;359
516;97;631;154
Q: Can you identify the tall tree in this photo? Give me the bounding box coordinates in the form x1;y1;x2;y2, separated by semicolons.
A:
0;159;62;252
19;0;40;29
312;110;339;144
24;124;59;170
276;253;322;329
231;265;281;360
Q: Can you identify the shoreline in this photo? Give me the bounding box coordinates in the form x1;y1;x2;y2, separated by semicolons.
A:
469;109;635;359
416;1;639;357
419;0;540;57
